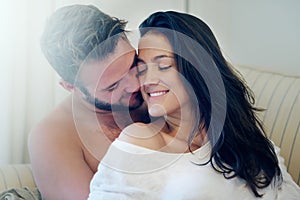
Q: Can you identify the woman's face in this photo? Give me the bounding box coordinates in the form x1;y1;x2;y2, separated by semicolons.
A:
137;32;190;117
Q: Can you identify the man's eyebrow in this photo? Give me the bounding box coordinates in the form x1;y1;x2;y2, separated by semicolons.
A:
102;54;138;91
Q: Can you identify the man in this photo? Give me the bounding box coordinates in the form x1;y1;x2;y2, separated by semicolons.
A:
28;5;148;200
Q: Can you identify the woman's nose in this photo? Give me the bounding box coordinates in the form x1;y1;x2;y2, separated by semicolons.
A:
139;64;160;86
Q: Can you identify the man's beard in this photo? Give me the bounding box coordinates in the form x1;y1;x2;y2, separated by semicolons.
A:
93;93;143;111
79;85;143;111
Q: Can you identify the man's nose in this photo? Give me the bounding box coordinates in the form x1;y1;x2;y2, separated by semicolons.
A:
123;68;140;93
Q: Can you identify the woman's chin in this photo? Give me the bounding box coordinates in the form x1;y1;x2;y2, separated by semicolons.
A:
148;104;166;117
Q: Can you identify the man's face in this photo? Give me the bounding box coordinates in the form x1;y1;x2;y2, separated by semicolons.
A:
77;38;143;111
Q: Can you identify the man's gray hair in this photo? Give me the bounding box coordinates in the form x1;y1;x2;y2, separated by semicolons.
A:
40;4;127;84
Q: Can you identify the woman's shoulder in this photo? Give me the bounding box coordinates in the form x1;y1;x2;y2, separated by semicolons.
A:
118;121;166;151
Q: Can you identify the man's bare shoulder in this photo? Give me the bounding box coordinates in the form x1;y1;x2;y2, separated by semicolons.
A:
27;96;82;164
27;98;95;200
29;99;76;140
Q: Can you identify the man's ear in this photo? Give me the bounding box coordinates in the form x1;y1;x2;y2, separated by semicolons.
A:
59;80;75;92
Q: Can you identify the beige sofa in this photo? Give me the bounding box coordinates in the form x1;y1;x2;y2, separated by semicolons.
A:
0;164;36;191
0;65;299;193
236;65;299;186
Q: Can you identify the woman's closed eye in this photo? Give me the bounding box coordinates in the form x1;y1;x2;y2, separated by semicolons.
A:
158;63;172;70
157;56;174;70
136;57;174;77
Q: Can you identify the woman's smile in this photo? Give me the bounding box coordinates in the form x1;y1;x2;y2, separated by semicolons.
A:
148;90;169;97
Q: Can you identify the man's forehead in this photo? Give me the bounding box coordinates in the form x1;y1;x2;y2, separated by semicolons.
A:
114;38;136;57
78;40;136;87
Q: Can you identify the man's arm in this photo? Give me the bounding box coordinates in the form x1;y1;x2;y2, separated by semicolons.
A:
28;121;94;200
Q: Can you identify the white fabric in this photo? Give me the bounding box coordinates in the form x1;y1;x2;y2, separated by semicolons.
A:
89;139;300;200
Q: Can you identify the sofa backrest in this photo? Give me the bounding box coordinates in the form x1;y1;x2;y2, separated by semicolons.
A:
0;164;36;192
236;65;299;186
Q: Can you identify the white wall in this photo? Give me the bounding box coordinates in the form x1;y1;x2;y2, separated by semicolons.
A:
54;0;187;30
189;0;300;75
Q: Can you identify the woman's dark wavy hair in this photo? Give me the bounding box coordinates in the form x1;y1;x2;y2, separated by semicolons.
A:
139;11;282;197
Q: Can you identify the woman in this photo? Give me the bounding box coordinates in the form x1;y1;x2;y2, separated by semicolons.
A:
89;11;300;199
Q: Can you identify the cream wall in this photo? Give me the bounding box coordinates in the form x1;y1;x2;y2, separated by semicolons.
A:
189;0;300;75
55;0;187;30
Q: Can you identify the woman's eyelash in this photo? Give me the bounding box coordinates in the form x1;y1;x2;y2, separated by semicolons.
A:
158;65;172;70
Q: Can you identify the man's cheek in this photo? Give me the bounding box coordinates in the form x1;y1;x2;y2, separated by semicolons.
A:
108;92;120;104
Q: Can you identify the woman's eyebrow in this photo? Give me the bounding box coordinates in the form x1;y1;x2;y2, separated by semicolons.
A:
137;54;173;63
153;55;171;60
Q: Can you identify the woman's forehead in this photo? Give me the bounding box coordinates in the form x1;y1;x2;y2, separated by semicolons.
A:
138;32;173;54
